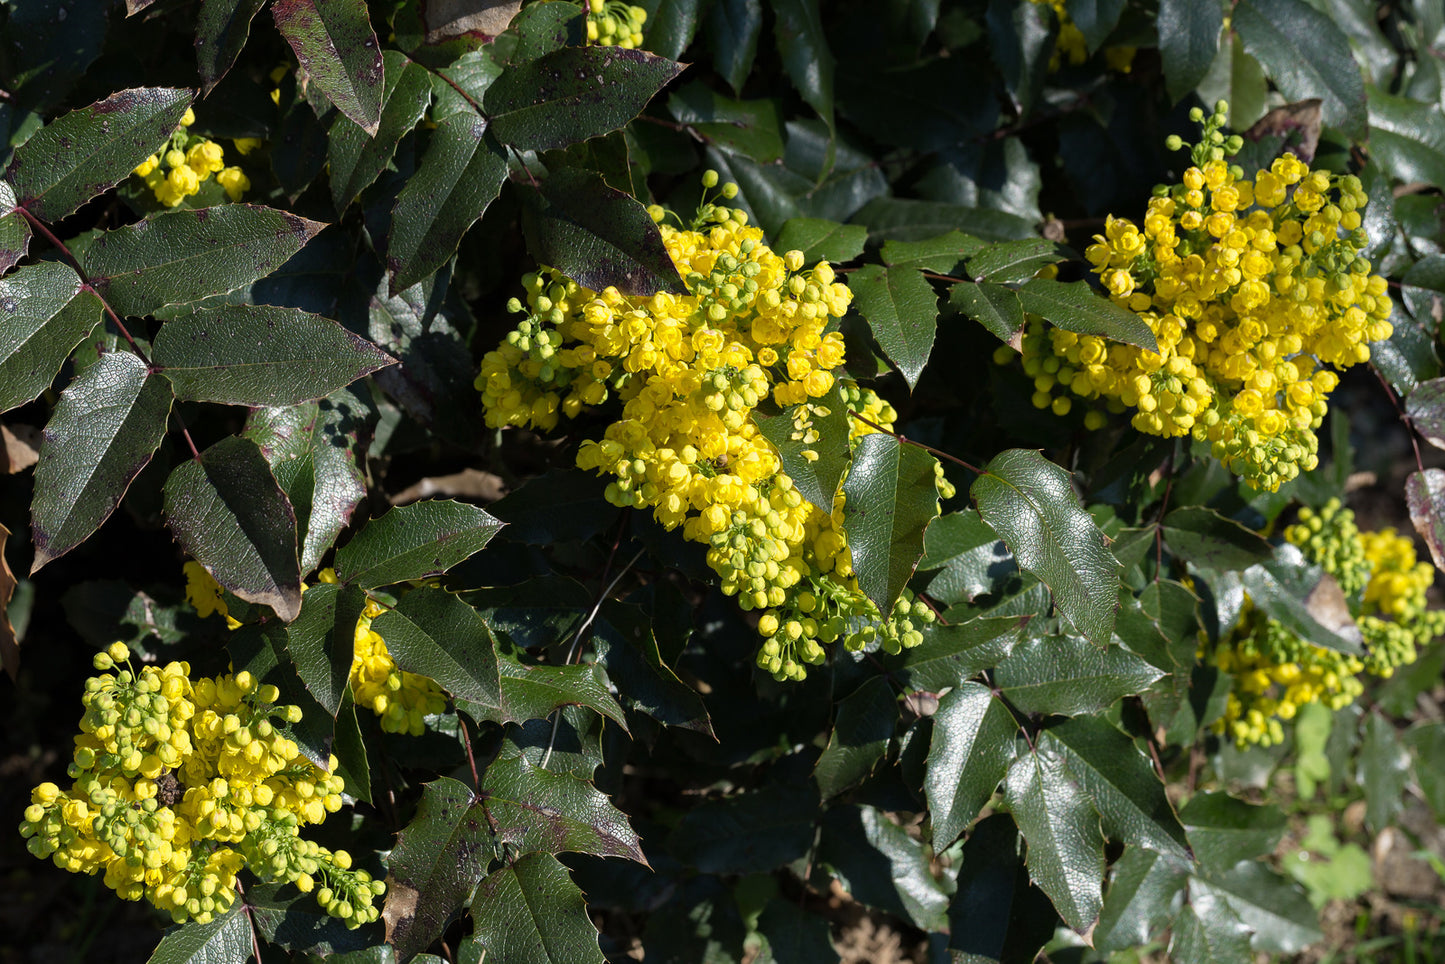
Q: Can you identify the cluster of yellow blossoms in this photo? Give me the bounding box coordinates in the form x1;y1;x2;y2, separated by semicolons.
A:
1012;102;1392;490
20;643;383;926
1210;500;1445;746
477;175;944;680
131;108;250;207
584;0;646;47
185;563;447;736
1027;0;1135;72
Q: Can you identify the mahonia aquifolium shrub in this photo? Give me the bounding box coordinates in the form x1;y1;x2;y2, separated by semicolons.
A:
1003;102;1392;491
477;174;949;680
1208;499;1445;746
19;643;384;926
130;108;250;207
185;563;447;735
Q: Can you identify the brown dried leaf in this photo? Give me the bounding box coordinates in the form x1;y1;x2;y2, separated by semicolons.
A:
1244;99;1322;163
1;422;40;474
422;0;522;44
391;468;508;506
1;523;17;680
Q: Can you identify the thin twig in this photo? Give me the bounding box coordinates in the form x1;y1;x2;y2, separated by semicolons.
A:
538;545;647;770
506;143;540;189
459;714;480;790
848;409;984;475
235;879;263;964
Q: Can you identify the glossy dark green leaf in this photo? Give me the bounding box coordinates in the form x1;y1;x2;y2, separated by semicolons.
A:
1161;507;1273;571
272;0;385;135
1063;0;1124;51
819;804;950;930
918;509;1015;605
1002;749;1105;934
773;217;868;264
285;580;363;716
1044;716;1189;859
755;898;837;964
1239;550;1362;654
243;390;372;575
710;0;763;93
5;87;191;222
1015;279;1157;352
480;754;644;861
814;677;899;798
972;449;1122;646
432;49;504;120
994;633;1162;716
334;499;504;589
896;616;1024;692
947;813;1059;964
82;205;325;318
3;0;108;114
948;281;1025;350
1402;258;1445;334
1360;712;1410;833
1168;890;1253;964
986;0;1050;116
1158;0;1223;103
162;436;302;622
769;0;834;132
642;0;703;61
925;682;1018;847
153;305;395;407
487;468;618;545
0;182;31;275
1406;722;1445;819
370;587;501;708
1233;0;1367;141
1366;89;1445;188
244;881;375;956
1192;862;1321;953
330;51;432;210
386;115;507;292
849;263;938;388
1372;303;1440;398
751;381;851;514
591;600;712;734
196;0;269;92
521;167;686;296
0;261;100;413
669;783;817;874
1407;468;1445;572
144;905;254;964
841;432;941;614
272;95;330;200
382;777;493;963
880;231;985;273
481;653;628;731
1094;847;1190;954
466;854;603;964
484;46;683;152
857;197;1036;243
496;2;584;65
1178;791;1287;872
964;238;1066;285
667;82;785;162
30;352;172;572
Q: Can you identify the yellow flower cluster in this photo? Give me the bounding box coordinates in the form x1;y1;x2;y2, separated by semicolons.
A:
477;175;945;680
185;563;447;735
315;570;448;736
1211;499;1444;745
1015;103;1392;491
584;0;646;47
132;108;249;206
19;643;383;927
1027;0;1136;72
